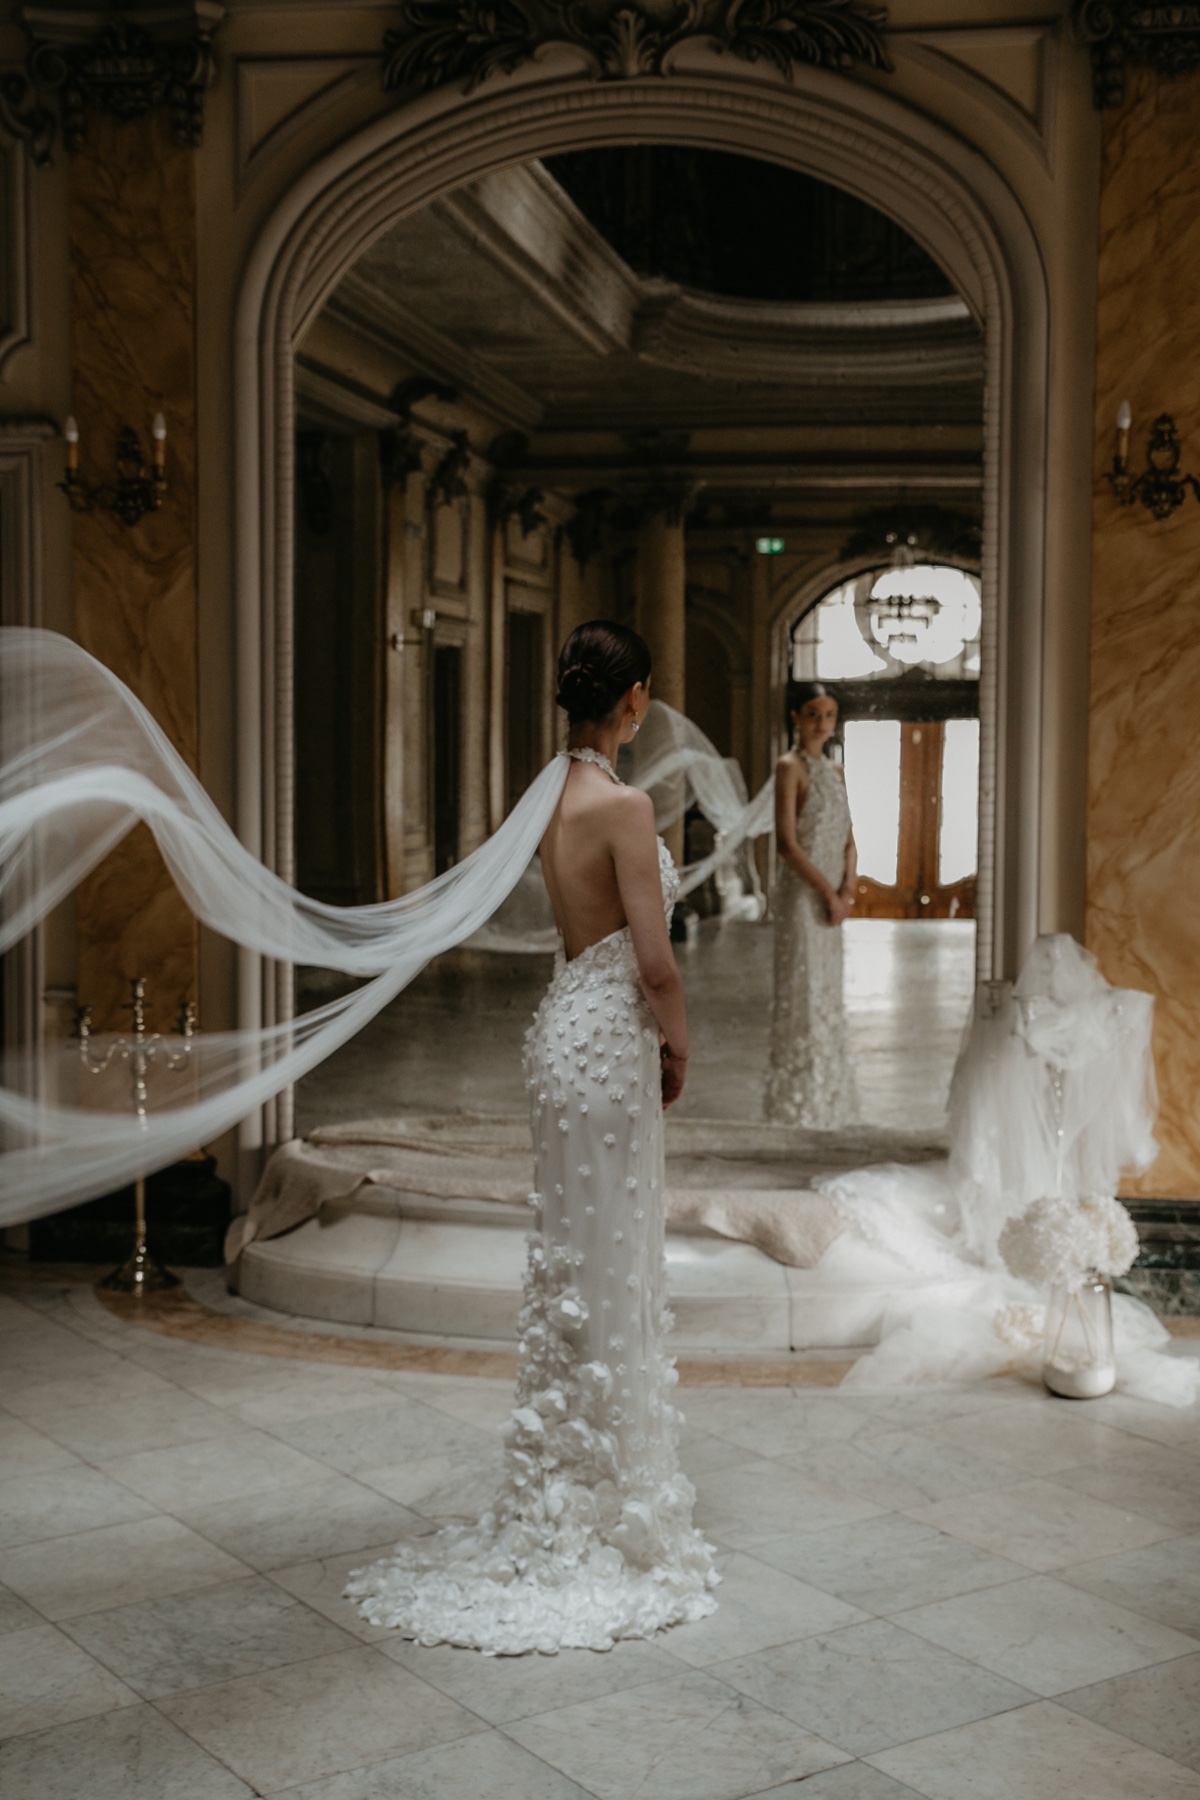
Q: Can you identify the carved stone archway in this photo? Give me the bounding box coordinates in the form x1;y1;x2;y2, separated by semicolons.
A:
233;53;1049;1152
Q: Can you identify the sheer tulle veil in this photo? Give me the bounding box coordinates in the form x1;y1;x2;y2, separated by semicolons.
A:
0;628;770;1224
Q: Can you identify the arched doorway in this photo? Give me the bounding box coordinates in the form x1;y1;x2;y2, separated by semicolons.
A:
233;58;1050;1150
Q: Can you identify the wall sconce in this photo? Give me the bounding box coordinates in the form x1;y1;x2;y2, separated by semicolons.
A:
1106;403;1200;520
60;413;168;525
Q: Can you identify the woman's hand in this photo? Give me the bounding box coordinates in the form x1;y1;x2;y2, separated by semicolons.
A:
661;1044;688;1109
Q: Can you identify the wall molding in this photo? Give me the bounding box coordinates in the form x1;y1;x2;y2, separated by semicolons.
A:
0;125;34;380
0;416;55;1092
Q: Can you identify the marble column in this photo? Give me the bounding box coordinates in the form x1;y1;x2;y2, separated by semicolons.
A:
636;505;686;866
69;112;199;1030
1087;66;1200;1199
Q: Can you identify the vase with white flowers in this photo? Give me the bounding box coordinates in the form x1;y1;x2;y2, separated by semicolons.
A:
998;1194;1140;1398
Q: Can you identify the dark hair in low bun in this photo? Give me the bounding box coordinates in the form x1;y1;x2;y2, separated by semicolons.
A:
556;620;652;725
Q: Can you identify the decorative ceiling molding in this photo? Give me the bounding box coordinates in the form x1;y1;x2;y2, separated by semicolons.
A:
631;284;981;385
1073;0;1200;108
18;1;225;152
381;0;892;97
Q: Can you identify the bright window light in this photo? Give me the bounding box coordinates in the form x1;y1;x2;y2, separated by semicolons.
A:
939;718;979;886
843;720;901;886
814;582;888;679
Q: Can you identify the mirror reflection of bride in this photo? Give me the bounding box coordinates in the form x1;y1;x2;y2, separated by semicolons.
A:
765;681;859;1129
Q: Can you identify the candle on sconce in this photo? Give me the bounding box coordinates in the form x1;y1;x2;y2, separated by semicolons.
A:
1115;399;1132;473
151;412;167;477
64;414;79;474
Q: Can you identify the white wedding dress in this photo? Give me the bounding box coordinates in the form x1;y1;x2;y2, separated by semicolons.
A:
765;750;858;1127
346;756;718;1653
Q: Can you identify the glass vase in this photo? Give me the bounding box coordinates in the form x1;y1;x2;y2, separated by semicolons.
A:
1042;1275;1115;1399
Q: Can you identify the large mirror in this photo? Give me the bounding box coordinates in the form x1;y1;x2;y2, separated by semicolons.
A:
288;145;984;1158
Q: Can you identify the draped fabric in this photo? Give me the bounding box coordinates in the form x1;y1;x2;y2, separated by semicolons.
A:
0;629;567;1224
0;631;775;1226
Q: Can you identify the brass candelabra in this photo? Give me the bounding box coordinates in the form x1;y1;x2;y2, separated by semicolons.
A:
75;978;196;1294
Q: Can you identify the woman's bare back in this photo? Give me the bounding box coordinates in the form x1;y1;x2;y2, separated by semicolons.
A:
540;764;639;961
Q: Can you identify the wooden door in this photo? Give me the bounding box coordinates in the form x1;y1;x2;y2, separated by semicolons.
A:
854;719;975;919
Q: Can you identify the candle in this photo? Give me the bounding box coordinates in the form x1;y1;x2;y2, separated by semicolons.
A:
64;414;79;473
1116;399;1131;472
151;412;167;476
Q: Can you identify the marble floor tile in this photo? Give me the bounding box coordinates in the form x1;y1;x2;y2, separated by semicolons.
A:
0;1464;156;1549
906;1476;1175;1572
278;1729;593;1799
1052;1442;1200;1534
28;1390;244;1461
176;1474;424;1572
1058;1650;1200;1770
195;1367;402;1424
896;1573;1197;1696
355;1448;505;1519
97;1429;333;1512
923;1398;1138;1477
377;1371;514;1431
0;1359;179;1412
274;1396;498;1478
61;1573;359;1698
0;1412;80;1477
1058;1532;1200;1635
752;1514;1027;1616
266;1542;404;1644
506;1667;851;1800
0;1578;41;1634
0;1702;255;1798
158;1644;485;1791
1078;1392;1200;1456
664;1549;867;1667
868;1698;1200;1799
0;1621;138;1737
383;1631;683;1726
718;1617;1033;1756
781;1426;1010;1512
694;1458;884;1549
677;1428;753;1478
675;1390;869;1458
744;1767;924;1800
0;1513;250;1620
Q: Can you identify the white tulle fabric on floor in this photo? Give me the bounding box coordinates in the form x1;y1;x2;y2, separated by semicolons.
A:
817;935;1196;1406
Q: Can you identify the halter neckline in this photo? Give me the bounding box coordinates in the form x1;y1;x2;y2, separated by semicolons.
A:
566;747;621;785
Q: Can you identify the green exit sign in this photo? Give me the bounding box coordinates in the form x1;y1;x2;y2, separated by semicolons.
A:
755;536;785;555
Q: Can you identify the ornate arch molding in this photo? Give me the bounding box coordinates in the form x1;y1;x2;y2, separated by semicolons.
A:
234;55;1049;1145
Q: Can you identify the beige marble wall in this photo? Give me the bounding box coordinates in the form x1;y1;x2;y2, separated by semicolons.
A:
70;114;199;1030
1087;67;1200;1198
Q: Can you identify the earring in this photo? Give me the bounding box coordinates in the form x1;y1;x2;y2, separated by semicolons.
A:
631;719;640;736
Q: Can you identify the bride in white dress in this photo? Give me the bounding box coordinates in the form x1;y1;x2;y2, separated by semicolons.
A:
765;681;859;1128
346;621;718;1654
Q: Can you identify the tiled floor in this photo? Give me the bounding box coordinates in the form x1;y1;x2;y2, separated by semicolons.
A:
297;917;976;1137
3;1274;1200;1799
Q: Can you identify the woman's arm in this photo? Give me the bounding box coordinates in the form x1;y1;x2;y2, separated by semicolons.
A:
775;756;841;923
611;788;689;1104
839;827;858;916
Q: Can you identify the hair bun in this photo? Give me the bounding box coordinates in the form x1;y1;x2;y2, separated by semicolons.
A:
556;662;604;712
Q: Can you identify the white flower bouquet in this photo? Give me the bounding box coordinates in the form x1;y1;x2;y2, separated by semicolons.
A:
998;1193;1140;1291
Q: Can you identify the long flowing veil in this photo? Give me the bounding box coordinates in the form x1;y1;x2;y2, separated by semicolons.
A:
0;630;772;1224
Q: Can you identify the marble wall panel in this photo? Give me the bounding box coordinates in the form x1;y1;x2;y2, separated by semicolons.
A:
1088;68;1200;1198
69;114;199;1029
